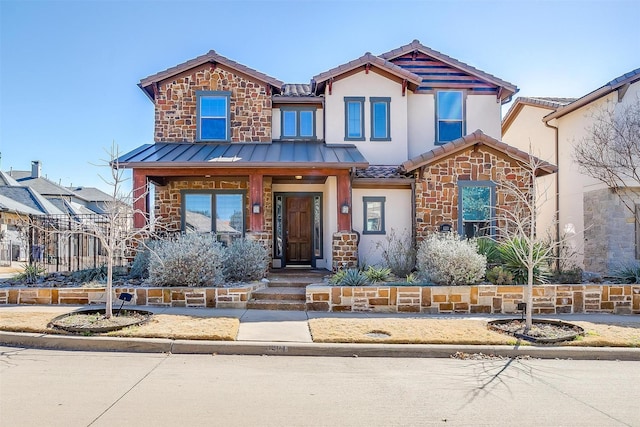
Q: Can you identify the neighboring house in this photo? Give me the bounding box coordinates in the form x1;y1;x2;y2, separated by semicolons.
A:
502;69;640;274
119;40;555;270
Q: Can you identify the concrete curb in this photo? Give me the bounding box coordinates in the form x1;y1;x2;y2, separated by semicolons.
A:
2;331;639;360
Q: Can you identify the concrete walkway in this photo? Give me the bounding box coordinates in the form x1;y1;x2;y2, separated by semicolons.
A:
1;304;640;360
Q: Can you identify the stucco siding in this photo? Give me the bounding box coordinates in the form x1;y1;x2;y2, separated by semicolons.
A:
323;71;408;164
407;92;436;159
352;188;412;266
466;95;501;140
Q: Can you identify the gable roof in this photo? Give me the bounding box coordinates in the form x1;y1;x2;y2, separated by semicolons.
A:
543;68;640;122
117;141;368;169
0;186;64;215
0;171;20;186
0;193;45;216
312;52;423;94
67;186;113;203
401;129;556;176
502;96;576;134
12;174;82;199
380;39;518;103
139;50;285;101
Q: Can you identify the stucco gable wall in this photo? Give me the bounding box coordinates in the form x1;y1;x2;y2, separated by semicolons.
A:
154;63;272;143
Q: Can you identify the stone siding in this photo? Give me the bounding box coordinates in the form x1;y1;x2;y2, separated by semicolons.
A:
332;232;359;271
414;146;529;238
306;284;640;315
584;188;639;274
154;63;272;142
154;178;248;232
0;283;265;309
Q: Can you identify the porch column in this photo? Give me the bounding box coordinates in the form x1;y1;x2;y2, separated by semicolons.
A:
249;174;264;232
337;172;352;232
132;169;148;229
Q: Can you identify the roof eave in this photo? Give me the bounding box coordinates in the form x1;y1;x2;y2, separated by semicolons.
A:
118;161;369;170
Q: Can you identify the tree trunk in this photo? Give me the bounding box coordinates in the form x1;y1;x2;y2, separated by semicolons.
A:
105;254;113;318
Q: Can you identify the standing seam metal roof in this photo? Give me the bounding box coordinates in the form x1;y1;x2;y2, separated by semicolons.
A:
117;141;368;169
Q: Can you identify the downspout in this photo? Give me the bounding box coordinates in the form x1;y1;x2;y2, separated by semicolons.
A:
544;119;560;271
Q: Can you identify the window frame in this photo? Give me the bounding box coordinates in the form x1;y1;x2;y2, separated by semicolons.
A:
344;97;365;141
362;196;386;235
436;90;465;144
280;106;317;140
457;181;495;238
180;189;246;238
196;90;231;142
370;97;391;141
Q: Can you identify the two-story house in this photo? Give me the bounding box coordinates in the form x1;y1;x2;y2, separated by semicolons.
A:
503;69;640;274
119;40;555;270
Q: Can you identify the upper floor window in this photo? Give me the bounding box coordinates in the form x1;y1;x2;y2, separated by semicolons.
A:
344;97;365;141
370;97;391;141
437;91;464;143
281;107;316;139
197;91;231;141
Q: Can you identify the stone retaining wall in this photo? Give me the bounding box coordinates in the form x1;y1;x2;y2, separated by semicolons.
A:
0;283;265;309
306;284;640;315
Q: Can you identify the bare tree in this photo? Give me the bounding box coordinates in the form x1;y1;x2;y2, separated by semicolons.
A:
573;97;640;216
493;151;565;330
26;144;159;318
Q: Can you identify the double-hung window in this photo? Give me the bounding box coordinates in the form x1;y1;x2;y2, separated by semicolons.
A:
437;91;464;143
344;97;365;141
458;181;494;238
281;107;316;139
370;97;391;141
197;91;231;141
182;190;245;245
363;196;386;234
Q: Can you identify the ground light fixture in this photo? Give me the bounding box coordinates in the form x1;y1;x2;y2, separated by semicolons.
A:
116;292;133;316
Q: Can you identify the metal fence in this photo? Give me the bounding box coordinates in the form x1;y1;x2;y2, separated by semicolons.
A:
28;214;132;273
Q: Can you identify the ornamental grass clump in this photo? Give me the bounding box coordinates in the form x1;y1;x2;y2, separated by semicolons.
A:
222;238;269;282
416;232;487;285
148;233;225;287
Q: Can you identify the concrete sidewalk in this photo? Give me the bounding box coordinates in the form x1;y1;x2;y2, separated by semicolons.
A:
1;304;640;360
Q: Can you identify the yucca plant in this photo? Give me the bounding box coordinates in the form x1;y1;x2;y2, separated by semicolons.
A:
14;263;46;284
364;266;391;283
498;237;551;285
476;237;501;265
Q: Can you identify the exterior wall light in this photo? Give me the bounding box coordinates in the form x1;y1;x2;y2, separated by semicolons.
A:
341;204;349;214
295;175;303;180
252;203;261;214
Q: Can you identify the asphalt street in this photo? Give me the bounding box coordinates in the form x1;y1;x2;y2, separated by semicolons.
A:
1;346;638;427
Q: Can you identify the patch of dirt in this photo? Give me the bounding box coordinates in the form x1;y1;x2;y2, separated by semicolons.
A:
488;319;584;344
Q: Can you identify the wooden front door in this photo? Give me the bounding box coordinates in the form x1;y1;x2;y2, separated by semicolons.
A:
286;196;312;264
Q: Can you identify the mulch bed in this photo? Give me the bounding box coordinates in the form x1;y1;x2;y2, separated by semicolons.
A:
488;318;585;344
49;309;152;333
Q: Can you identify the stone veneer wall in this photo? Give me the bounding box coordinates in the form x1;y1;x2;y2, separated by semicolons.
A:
414;146;529;237
0;283;264;309
154;177;248;232
154;63;272;142
584;188;639;274
306;284;640;314
332;232;359;271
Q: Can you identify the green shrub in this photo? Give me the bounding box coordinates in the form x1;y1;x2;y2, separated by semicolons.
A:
553;267;583;284
486;266;514;285
476;237;501;265
610;263;640;284
364;266;391;283
497;237;551;285
223;238;269;282
148;233;225;287
329;269;347;285
405;272;418;284
375;229;416;277
14;263;45;284
335;268;370;286
129;243;154;279
416;232;486;285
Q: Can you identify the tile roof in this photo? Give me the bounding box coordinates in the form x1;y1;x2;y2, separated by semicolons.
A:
354;165;411;180
401;130;556;176
502;96;577;133
312;52;423;89
117;141;368;169
544;68;640;121
139;50;284;101
279;84;313;97
379;40;518;97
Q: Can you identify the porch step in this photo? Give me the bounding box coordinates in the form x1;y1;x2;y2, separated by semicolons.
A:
246;300;307;311
252;287;306;301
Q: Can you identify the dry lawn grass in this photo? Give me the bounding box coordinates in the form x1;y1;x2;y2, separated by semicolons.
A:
0;311;239;341
308;318;640;347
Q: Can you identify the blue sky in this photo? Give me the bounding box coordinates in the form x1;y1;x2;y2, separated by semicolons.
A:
1;0;638;193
